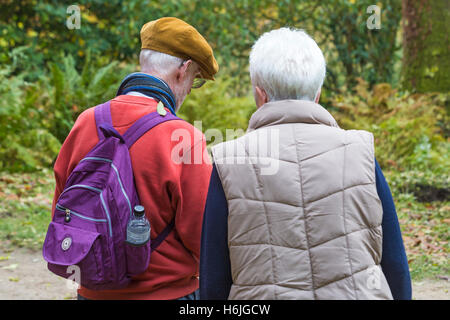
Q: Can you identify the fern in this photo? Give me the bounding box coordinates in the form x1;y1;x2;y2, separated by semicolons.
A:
42;53;134;142
0;52;134;171
179;76;255;145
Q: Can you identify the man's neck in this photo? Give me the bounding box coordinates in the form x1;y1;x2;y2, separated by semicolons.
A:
125;91;157;100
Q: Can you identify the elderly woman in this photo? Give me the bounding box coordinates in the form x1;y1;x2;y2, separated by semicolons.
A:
200;27;411;300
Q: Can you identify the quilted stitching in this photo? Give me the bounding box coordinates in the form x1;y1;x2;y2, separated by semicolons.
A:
212;100;393;300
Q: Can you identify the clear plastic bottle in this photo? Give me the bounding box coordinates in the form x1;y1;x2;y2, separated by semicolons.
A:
126;205;150;246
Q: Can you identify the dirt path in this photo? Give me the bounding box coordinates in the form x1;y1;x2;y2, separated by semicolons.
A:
0;248;448;300
0;248;77;300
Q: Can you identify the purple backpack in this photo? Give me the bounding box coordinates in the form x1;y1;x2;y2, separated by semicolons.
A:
43;101;179;290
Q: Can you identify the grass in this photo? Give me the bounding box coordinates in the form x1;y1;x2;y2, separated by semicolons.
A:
384;169;449;281
0;170;54;251
0;169;448;281
393;192;449;281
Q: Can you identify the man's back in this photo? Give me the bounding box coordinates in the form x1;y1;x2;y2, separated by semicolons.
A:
52;94;212;299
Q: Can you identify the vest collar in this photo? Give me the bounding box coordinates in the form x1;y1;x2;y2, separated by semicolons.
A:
247;99;339;132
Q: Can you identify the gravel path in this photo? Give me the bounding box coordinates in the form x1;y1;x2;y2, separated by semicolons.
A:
0;248;448;300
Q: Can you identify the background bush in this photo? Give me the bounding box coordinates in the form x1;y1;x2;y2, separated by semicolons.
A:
0;0;448;280
0;50;134;171
179;78;255;141
331;78;449;172
0;65;60;171
1;0;447;173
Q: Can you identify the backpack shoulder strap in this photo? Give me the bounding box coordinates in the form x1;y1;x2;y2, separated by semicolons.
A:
94;100;180;147
122;111;180;149
94;101;178;248
94;101;113;139
150;219;175;252
123;112;180;249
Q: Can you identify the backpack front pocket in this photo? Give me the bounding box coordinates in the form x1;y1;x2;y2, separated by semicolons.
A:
43;221;106;289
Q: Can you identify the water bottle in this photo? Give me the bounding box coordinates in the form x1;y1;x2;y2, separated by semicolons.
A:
126;205;151;246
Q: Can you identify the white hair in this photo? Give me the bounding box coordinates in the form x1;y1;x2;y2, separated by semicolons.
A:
139;49;184;76
249;28;326;102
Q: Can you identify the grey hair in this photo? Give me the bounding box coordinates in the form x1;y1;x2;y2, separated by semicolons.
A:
139;49;184;76
249;28;326;102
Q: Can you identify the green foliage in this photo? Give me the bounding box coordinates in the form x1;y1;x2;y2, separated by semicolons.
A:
0;0;153;79
0;170;55;250
316;0;402;91
401;0;450;93
179;77;255;144
387;169;449;203
0;0;403;92
0;51;134;172
331;79;449;172
0;66;61;172
42;52;135;142
390;188;449;280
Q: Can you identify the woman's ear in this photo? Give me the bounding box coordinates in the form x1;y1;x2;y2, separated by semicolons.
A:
254;86;268;108
314;89;321;103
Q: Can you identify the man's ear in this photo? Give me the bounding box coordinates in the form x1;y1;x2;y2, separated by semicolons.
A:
176;60;192;82
255;86;268;108
314;89;321;103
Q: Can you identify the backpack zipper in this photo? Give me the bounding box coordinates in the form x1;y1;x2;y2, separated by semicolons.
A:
79;157;133;219
80;156;113;163
64;208;71;222
56;184;112;236
57;184;103;201
56;201;112;237
61;156;131;237
56;204;108;224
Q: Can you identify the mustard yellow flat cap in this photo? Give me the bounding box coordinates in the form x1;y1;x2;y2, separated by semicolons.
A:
140;17;219;80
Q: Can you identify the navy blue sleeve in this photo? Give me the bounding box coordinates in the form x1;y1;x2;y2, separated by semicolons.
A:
376;158;412;300
199;164;232;300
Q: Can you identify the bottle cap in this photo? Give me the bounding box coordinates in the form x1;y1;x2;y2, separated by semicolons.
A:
134;205;145;217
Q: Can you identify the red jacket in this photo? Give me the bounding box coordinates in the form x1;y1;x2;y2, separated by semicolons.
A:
52;94;212;299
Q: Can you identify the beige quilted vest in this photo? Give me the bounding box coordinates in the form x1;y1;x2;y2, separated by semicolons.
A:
212;100;393;300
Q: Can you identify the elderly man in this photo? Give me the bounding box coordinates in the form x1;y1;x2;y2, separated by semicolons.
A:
52;17;218;300
200;28;411;300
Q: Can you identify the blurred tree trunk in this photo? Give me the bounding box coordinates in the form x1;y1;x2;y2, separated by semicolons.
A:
401;0;450;93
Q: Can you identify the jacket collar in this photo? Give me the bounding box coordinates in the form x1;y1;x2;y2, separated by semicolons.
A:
247;99;339;132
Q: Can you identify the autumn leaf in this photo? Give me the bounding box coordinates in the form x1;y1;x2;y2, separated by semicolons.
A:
2;263;18;270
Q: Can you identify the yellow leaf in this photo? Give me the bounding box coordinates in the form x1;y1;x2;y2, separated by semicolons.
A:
2;263;18;270
26;29;38;37
82;12;99;24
